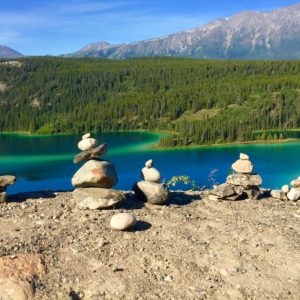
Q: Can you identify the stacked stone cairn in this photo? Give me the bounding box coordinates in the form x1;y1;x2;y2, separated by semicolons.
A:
133;159;169;205
271;176;300;201
71;133;124;210
0;175;16;202
209;153;263;201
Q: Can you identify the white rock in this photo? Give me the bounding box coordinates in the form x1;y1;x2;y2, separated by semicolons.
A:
281;185;290;194
141;166;161;183
82;133;91;140
231;159;253;174
290;179;300;188
239;153;249;160
145;159;153;168
110;213;136;231
287;188;300;201
78;138;97;151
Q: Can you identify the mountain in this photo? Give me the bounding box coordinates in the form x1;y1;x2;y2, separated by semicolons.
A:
70;3;300;60
0;45;23;59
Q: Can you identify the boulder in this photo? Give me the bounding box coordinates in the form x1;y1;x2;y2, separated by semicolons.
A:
271;189;288;200
72;160;118;188
210;183;235;198
287;188;300;201
110;213;136;231
78;138;98;151
0;175;16;187
226;173;262;188
240;153;249;160
73;144;108;164
231;159;253;174
73;188;124;210
133;181;169;205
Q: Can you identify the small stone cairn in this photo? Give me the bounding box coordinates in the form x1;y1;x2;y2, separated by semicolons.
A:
133;159;169;205
71;133;124;209
271;177;300;201
209;153;263;201
0;175;16;202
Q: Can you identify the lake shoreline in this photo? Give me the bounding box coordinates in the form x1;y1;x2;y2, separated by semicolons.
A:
1;130;300;150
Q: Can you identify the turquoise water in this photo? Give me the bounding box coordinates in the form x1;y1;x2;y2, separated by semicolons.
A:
0;132;299;194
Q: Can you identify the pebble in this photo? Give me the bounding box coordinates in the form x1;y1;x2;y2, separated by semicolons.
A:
282;185;290;193
82;133;91;140
110;213;136;231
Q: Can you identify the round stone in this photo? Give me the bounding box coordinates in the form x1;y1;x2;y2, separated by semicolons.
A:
290;179;300;188
239;153;249;160
141;167;161;183
78;138;97;151
71;160;118;188
281;185;290;194
231;159;253;174
110;213;136;231
287;188;300;201
82;133;91;140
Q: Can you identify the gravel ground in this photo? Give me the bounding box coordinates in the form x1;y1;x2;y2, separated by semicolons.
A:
0;190;299;300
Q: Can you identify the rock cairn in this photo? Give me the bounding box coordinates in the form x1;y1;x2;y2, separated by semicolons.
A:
0;175;16;202
71;133;124;210
271;176;300;201
209;153;262;201
133;159;169;205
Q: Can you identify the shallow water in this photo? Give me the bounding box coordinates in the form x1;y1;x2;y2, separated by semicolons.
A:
0;132;299;194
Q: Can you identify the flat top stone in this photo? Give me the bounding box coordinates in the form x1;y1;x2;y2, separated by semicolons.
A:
0;175;16;187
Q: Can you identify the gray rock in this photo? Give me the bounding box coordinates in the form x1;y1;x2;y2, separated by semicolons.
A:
231;159;253;174
110;213;136;231
210;183;235;198
82;133;91;139
271;189;288;200
73;144;108;164
133;181;169;205
233;185;245;195
0;192;7;203
226;173;262;188
244;186;260;200
0;175;16;187
72;160;118;188
73;188;124;209
141;159;161;183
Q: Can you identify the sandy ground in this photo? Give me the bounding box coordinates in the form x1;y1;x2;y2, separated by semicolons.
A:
0;190;299;300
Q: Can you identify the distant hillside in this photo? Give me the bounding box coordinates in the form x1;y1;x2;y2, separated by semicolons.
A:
70;3;300;60
0;57;299;146
0;46;23;59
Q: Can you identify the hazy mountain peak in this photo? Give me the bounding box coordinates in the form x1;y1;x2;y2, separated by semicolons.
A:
70;3;300;60
0;45;23;59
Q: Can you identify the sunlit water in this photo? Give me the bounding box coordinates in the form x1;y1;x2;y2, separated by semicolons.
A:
0;132;299;194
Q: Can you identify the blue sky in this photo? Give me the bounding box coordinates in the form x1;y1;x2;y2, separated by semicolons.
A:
0;0;299;55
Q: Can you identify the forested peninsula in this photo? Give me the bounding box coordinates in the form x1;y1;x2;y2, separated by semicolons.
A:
0;57;299;147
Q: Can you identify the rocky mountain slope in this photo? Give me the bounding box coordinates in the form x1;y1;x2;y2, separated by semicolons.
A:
71;3;300;60
0;45;23;59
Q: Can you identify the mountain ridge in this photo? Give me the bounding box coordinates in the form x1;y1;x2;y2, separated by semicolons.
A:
69;3;300;60
0;45;23;59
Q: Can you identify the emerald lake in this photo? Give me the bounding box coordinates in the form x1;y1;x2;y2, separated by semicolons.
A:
0;132;299;194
